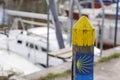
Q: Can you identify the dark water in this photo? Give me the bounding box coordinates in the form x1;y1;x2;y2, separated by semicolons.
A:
2;0;66;27
4;0;48;13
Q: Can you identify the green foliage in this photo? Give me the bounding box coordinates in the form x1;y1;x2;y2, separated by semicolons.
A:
36;70;71;80
98;53;120;63
7;69;23;76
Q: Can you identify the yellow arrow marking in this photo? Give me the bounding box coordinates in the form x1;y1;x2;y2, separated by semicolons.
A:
72;16;95;46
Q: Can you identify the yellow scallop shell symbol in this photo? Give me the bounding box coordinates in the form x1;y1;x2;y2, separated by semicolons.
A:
77;60;82;69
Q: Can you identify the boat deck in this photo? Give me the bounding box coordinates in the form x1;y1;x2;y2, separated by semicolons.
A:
0;49;41;75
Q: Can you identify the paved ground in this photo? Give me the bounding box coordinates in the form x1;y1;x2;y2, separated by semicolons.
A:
54;57;120;80
24;47;120;80
95;58;120;80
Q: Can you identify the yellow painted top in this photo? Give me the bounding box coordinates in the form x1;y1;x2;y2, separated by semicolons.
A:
72;16;95;46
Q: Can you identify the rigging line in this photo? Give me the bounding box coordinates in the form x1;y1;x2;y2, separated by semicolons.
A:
99;0;105;57
46;3;50;67
6;34;10;54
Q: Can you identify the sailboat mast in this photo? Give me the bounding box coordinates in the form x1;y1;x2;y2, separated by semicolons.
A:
47;0;65;49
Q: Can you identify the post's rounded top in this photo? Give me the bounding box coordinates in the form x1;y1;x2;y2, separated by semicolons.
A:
72;16;95;46
73;16;94;30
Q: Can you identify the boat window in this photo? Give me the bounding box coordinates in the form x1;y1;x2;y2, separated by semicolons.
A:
17;40;22;44
26;42;29;46
41;47;47;52
96;13;102;18
29;43;34;48
35;45;38;50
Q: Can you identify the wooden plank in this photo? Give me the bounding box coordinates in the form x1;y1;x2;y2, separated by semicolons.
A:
57;52;72;59
48;48;72;56
21;19;53;27
48;48;72;61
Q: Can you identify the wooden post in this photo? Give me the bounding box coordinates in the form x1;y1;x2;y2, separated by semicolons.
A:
72;16;95;80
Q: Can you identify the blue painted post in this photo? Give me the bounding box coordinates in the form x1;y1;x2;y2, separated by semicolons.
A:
72;16;95;80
